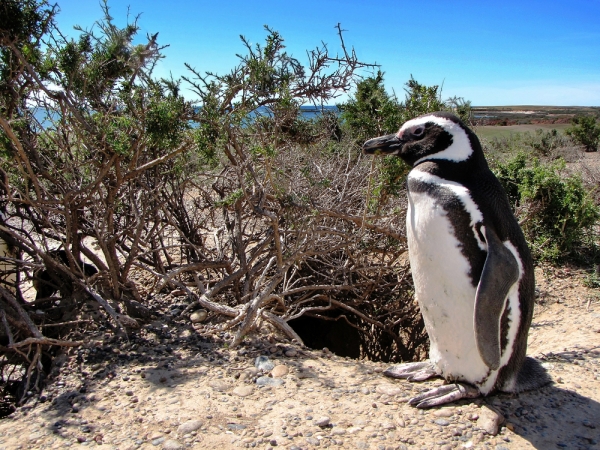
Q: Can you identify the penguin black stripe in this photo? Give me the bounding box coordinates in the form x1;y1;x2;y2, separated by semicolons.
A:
407;175;487;287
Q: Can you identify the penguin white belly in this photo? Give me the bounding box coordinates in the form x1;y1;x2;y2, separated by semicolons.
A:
406;189;493;387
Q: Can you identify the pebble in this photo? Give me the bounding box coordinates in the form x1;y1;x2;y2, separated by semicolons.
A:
177;420;203;434
256;376;284;387
433;408;454;418
255;356;275;371
233;385;254;397
190;310;207;323
476;406;504;436
152;436;166;445
208;380;230;392
314;416;331;427
434;419;450;426
162;439;183;450
285;349;298;357
271;365;289;378
352;418;367;427
375;384;403;396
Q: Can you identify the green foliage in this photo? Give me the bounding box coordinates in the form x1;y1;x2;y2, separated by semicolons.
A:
492;152;599;261
483;128;572;159
565;115;600;152
401;76;445;121
337;71;403;143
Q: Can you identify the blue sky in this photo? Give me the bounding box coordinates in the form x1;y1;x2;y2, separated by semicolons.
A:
52;0;600;106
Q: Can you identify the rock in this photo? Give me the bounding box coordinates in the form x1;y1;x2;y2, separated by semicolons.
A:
233;385;254;397
123;298;152;319
208;380;230;392
434;419;450;426
352;417;367;427
285;349;298;357
376;384;403;396
152;436;166;445
190;310;207;323
255;356;275;371
433;408;454;418
256;376;284;387
271;365;289;377
162;439;183;450
381;421;396;430
177;420;203;434
476;405;504;435
314;416;331;427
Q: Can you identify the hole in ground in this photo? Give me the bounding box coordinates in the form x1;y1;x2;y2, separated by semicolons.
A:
288;314;361;359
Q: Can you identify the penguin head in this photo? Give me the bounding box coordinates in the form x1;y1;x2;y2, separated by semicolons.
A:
363;112;481;167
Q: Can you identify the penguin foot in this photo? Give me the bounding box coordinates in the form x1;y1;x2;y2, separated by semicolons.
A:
408;383;480;408
383;361;438;382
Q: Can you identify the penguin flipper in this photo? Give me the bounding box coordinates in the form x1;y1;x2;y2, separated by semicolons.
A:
475;226;520;370
408;383;480;408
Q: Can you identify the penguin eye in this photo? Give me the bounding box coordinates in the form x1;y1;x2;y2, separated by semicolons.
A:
412;126;425;137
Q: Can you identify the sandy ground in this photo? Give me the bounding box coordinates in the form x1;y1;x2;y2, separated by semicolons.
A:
0;265;598;450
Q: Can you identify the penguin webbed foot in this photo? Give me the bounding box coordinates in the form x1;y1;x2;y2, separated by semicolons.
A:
383;361;438;382
408;382;480;408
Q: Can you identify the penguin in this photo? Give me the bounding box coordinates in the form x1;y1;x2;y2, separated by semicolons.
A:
363;111;550;408
33;249;98;300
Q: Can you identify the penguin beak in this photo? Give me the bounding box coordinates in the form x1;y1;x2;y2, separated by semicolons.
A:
362;133;405;155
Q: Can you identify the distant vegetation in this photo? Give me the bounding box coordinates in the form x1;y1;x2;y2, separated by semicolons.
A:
0;0;599;412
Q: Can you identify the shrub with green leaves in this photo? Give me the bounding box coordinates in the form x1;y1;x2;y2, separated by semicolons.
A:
492;152;599;261
566;115;600;152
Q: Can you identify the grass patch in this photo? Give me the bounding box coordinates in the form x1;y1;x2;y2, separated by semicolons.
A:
475;124;571;140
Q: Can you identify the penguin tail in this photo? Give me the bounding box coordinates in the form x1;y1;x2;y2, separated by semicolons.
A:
513;356;553;392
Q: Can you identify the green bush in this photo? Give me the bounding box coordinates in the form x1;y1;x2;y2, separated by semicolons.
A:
492;152;599;261
483;128;572;159
566;115;600;152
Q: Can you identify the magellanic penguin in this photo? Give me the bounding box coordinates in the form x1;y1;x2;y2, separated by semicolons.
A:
363;111;550;408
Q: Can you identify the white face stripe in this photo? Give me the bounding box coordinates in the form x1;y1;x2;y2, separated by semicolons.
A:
408;169;484;226
399;115;473;164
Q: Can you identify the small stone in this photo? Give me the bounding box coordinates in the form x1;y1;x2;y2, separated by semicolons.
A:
256;376;284;387
381;421;395;430
271;365;289;378
314;416;331;427
305;437;320;446
162;439;184;450
433;408;454;418
208;380;229;392
376;384;403;396
255;356;275;371
190;310;208;323
152;436;166;445
476;406;504;436
434;419;450;426
233;385;254;397
285;349;298;357
177;420;203;434
352;417;367;427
